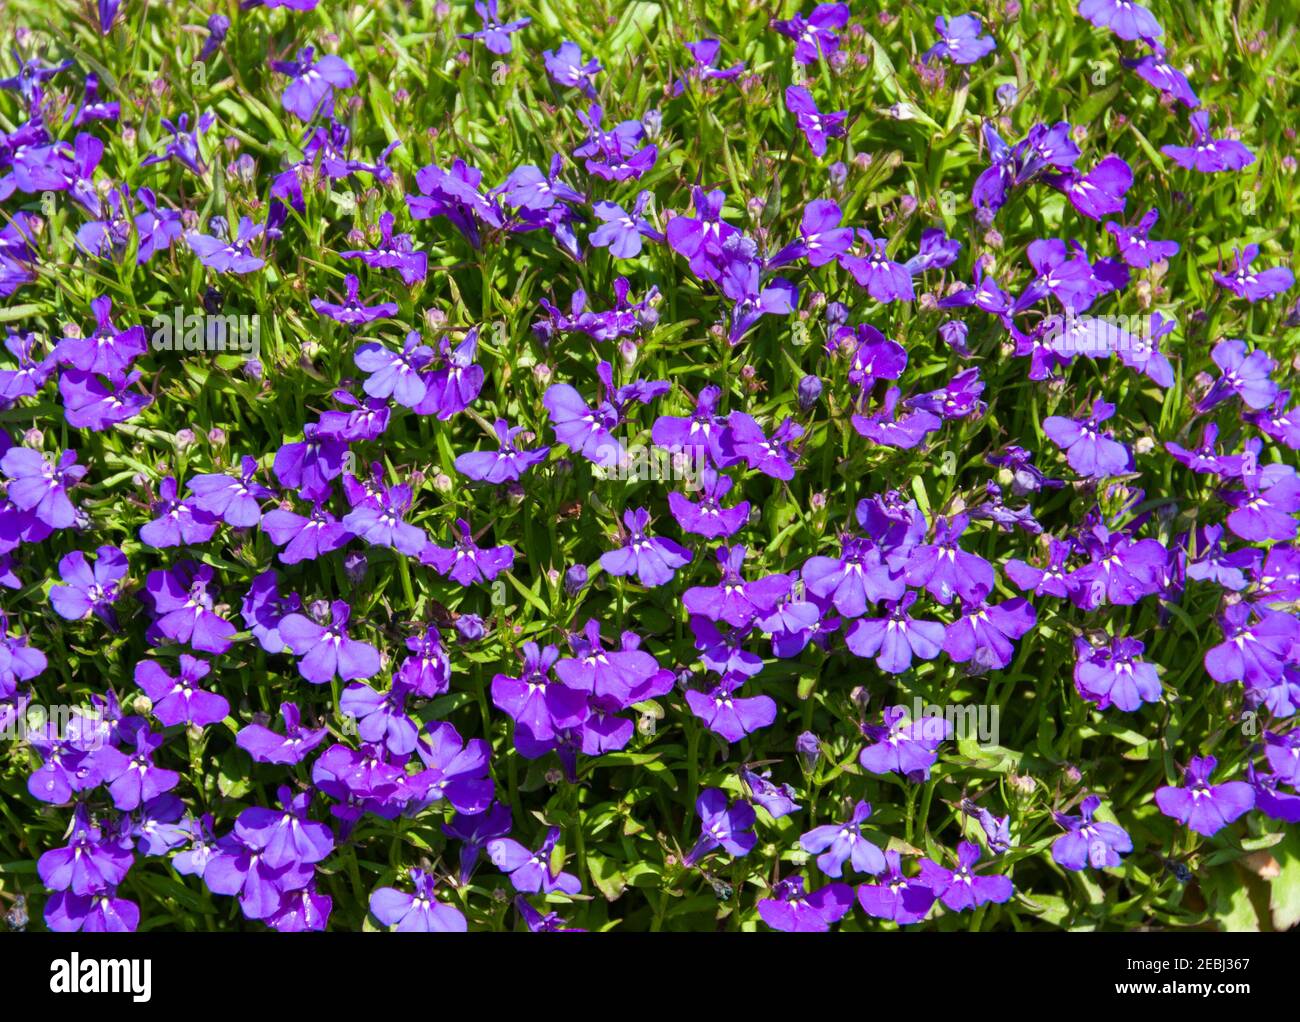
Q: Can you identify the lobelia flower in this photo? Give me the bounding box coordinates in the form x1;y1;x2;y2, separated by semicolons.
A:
54;296;146;376
668;465;750;539
573;103;658;182
515;896;584;932
1077;0;1162;41
271;47;357;121
313;274;400;327
139;476;218;548
857;850;937;925
1184;524;1260;591
407;158;505;249
1105;207;1179;268
773;3;850;64
444;803;513;885
1052;795;1133;870
672;39;745;95
1203;603;1299;689
799;800;887;877
273;423;349;502
1263;730;1300;788
785;86;846;158
904;227;962;275
922;14;997;65
187;216;267;273
1046;154;1132;221
26;719;99;803
845;591;946;673
236;702;328;765
235;786;335;871
188;456;273;528
859;705;951;781
420;518;515;585
45;889;139;933
554;619;659;704
38;804;133;896
685;673;777;742
203;827;315;921
279;601;381;685
1123;43;1199;108
454;418;550;483
1043;399;1132;478
459;0;531;55
841;229;915;302
493;641;589;744
342;480;429;557
666;187;742;283
1;446;86;528
944;593;1037;671
141;561;237;654
370;869;467;931
1155;756;1255;837
59;368;153;432
198;14;230;62
1073;635;1162;711
802;534;905;618
740;767;801;818
268;885;332;933
500;155;585;213
543;41;601;97
1197;339;1279;412
340;210;427;286
412;329;484;419
683;788;756;866
1222;467;1300;543
0;330;57;401
1160;111;1254;173
683;546;792;628
134;655;229;727
94;724;180;811
260;501;353;565
49;545;128;626
918;841;1014;911
902;514;994;605
340;680;419;755
1212;245;1295;303
590;191;663;259
757;876;854;932
1248;761;1300;825
600;506;693;587
487;826;581;894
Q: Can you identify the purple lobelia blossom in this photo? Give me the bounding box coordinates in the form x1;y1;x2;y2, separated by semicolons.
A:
600;507;692;587
413;329;484;419
38;804;133;896
49;545;127;627
141;561;237;654
803;533;905;618
773;3;850;64
45;889;139;933
672;39;745;95
685;673;777;742
203;826;315;921
454;418;549;483
665;187;742;284
235;786;335;871
0;330;57;402
1042;399;1131;478
236;702;327;765
922;14;997;64
1123;43;1199;108
187;216;266;273
718;244;800;344
1184;524;1259;591
279;600;380;684
1203;602;1299;690
1;446;86;529
1077;0;1162;41
54;296;146;376
1073;635;1162;712
407;158;504;249
1213;245;1295;303
500;155;584;213
26;718;97;803
857;850;937;925
859;705;950;781
342;479;428;557
370;869;467;931
589;191;663;259
918;841;1013;911
1160;111;1254;173
770;199;854;269
757;876;854;932
1067;525;1167;609
785;86;846;158
188;456;273;528
272;47;357;121
444;803;513;885
845;591;946;673
1046;154;1132;221
944;593;1036;671
902;513;994;605
668;465;750;539
1105;207;1179;268
573;104;658;182
1155;756;1255;837
340;211;427;286
354;332;434;408
59;367;153;432
139;476;218;548
741;767;801;818
340;679;419;756
134;655;229;728
487;826;581;894
683;788;756;866
395;625;451;698
1263;730;1300;788
1051;796;1133;870
554;619;659;705
544;41;601;97
273;423;349;502
260;501;353;565
95;724;180;811
799;800;886;877
492;641;589;745
841;229;915;302
1222;468;1300;542
460;0;531;55
683;546;791;628
420;518;515;585
313;274;400;327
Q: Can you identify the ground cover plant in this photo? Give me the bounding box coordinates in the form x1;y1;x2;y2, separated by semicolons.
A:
0;0;1298;933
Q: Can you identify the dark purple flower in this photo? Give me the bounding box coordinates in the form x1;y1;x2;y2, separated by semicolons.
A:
1155;756;1255;836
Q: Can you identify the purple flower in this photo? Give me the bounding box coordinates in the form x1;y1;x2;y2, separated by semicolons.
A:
493;641;589;745
396;625;451;697
141;561;237;654
1161;111;1254;173
412;329;484;418
600;507;692;587
544;41;601;97
758;876;854;932
135;655;229;727
279;600;381;684
1078;0;1162;40
917;841;1014;911
54;296;146;376
342;480;428;557
1051;796;1133;870
420;517;515;585
857;850;936;925
1213;245;1295;303
38;805;133;896
94;725;179;811
785;86;846;158
407;159;504;249
845;591;946;673
487;826;581;894
49;545;127;626
667;466;750;538
203;828;314;921
187;216;266;273
944;593;1036;671
459;0;531;55
1043;398;1131;478
773;3;850;64
859;705;951;781
454;418;550;483
261;501;353;565
272;47;356;121
673;39;745;94
1;446;86;528
45;890;139;933
1048;154;1133;221
1204;603;1299;690
922;14;997;65
1073;636;1162;712
1123;44;1199;108
444;803;513;885
235;786;334;870
340;211;427;286
902;513;994;605
800;800;886;877
1155;756;1255;836
841;229;915;303
139;476;218;548
313;274;400;326
554;619;659;705
236;702;327;765
370;869;467;931
590;191;663;259
683;788;756;865
188;456;273;527
685;674;777;742
1105;208;1179;268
